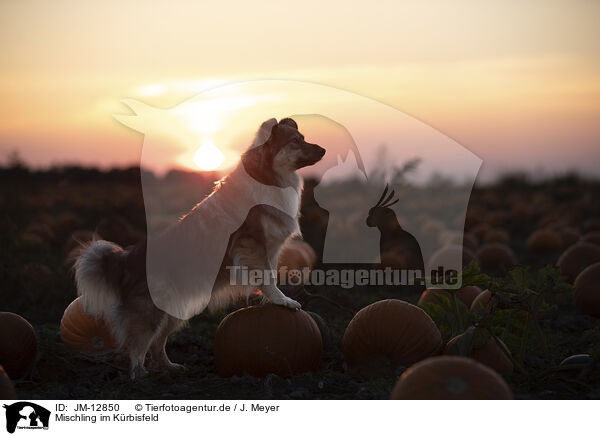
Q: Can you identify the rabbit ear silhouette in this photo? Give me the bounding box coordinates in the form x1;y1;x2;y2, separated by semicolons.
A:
374;184;389;208
373;184;399;209
381;189;395;207
383;198;399;208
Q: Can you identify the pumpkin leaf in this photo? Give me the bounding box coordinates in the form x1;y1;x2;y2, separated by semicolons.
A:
432;293;452;309
419;301;446;324
472;327;491;349
461;261;490;288
454;297;471;327
454;326;475;357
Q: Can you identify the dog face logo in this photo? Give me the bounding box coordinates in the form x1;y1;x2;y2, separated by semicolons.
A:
3;402;50;434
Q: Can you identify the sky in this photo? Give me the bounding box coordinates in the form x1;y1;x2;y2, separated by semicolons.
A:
0;0;599;182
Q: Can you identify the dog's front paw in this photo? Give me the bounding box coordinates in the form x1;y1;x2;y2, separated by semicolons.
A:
130;364;148;380
165;362;187;372
274;296;301;310
148;360;187;373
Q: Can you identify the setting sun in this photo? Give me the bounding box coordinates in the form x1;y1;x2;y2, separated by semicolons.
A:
192;140;225;171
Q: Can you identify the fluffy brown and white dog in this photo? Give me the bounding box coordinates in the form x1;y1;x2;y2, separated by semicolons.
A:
74;117;325;379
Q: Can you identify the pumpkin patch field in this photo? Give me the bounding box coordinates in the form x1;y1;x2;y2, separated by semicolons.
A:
1;166;600;399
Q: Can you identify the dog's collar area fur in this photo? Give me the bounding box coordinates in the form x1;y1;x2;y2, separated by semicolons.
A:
241;145;280;187
215;163;301;225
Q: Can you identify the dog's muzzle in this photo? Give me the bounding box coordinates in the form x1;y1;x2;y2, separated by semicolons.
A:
299;143;326;167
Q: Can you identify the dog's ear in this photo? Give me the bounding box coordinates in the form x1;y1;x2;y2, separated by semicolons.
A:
278;118;298;129
252;118;278;148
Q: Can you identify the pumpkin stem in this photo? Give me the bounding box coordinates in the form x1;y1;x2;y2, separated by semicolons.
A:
489;329;528;376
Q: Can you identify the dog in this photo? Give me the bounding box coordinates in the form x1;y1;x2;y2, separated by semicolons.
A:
74;117;325;379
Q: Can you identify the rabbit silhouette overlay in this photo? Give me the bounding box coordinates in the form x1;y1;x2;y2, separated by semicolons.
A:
366;185;425;281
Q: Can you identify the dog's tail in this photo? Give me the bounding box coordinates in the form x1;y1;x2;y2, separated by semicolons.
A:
74;239;123;317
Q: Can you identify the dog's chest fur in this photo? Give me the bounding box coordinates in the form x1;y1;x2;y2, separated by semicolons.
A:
258;203;301;251
227;172;302;264
207;175;302;310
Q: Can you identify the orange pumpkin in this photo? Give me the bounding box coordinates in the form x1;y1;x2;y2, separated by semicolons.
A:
277;240;316;283
573;262;600;318
278;240;316;268
342;299;442;374
470;289;492;310
455;286;483;307
470;223;491;241
484;229;510;245
445;333;513;374
462;247;477;267
511;200;535;225
557;242;600;282
440;231;478;252
476;243;516;272
214;304;322;378
418;286;481;308
420;218;445;239
296;240;317;266
526;228;562;253
470;290;529;323
20;230;44;245
0;313;37;379
390;356;513;399
558;227;580;250
418;289;451;306
485;210;510;227
582;231;600;247
21;222;55;245
462;233;479;252
60;297;117;353
427;245;476;272
0;366;17;400
584;218;600;232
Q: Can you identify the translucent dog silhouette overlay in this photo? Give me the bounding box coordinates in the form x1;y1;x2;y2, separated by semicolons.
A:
116;80;481;319
314;151;379;263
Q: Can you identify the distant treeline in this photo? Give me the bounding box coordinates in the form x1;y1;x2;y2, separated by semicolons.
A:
0;158;595;190
0;162;224;186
